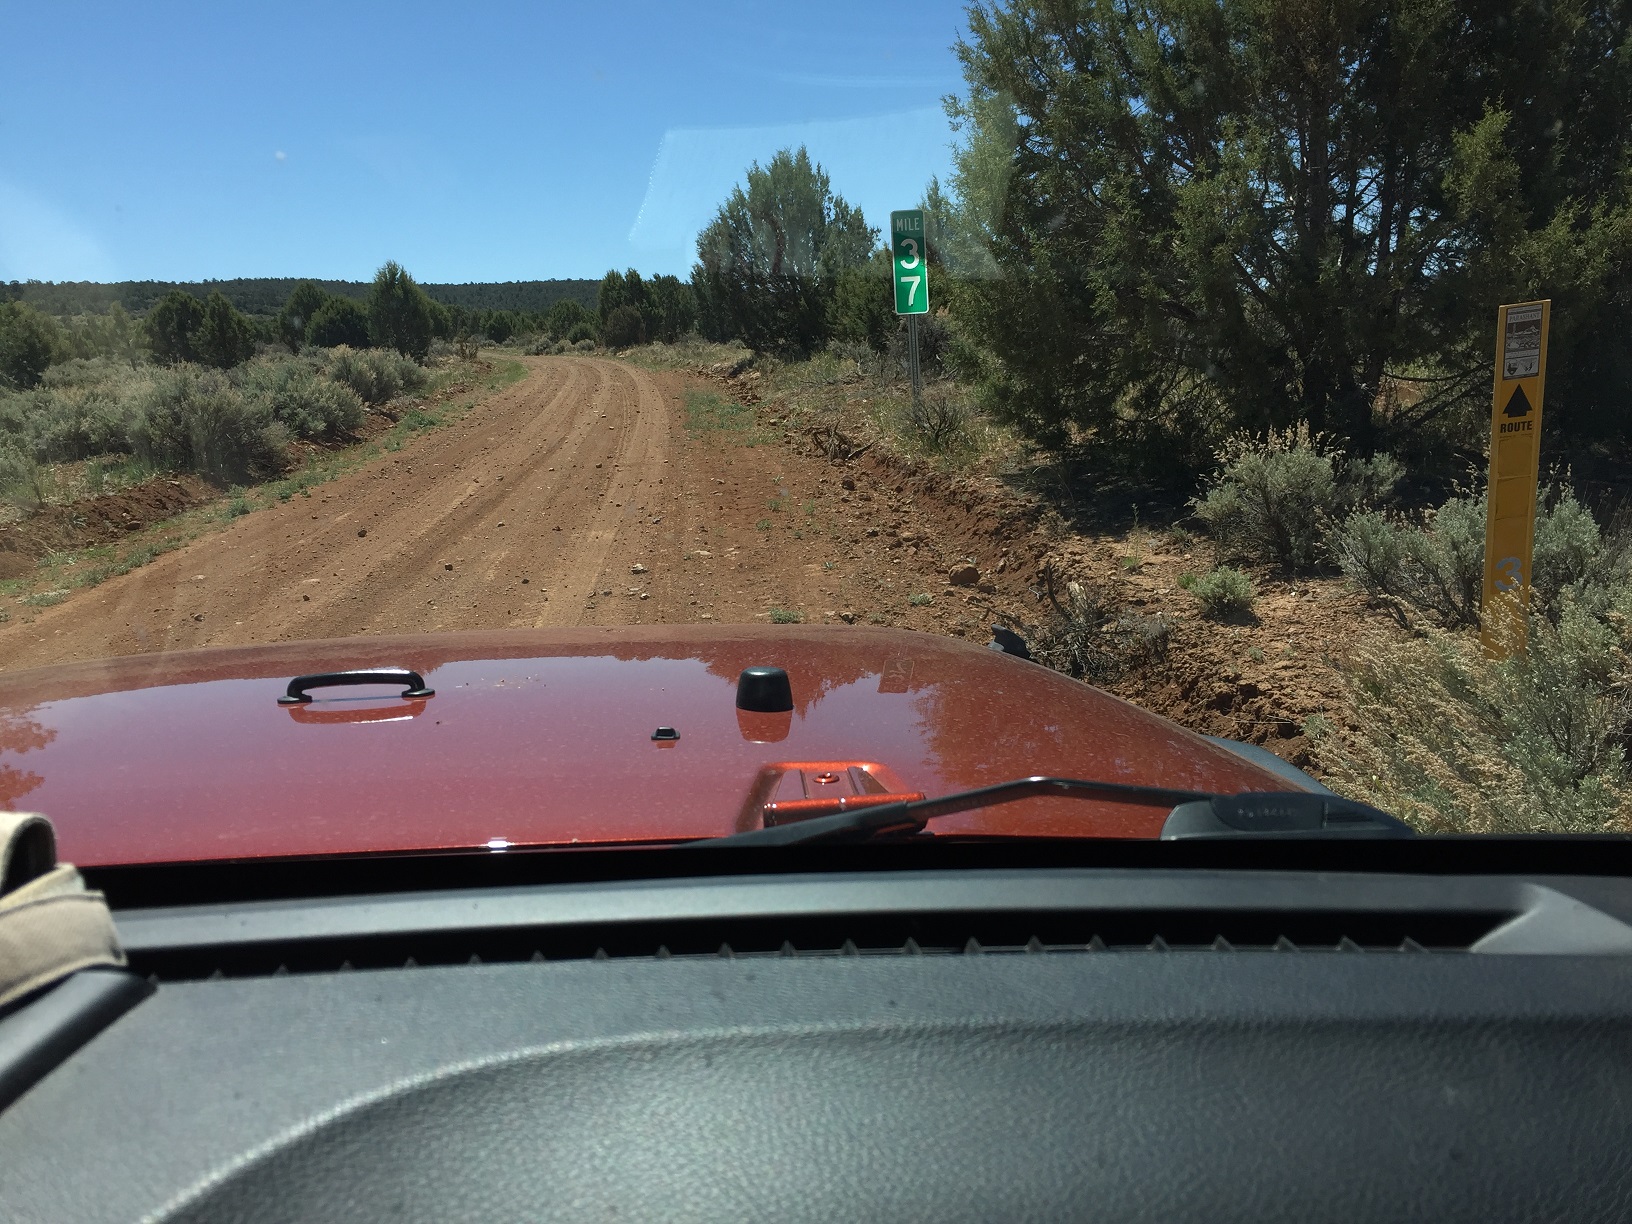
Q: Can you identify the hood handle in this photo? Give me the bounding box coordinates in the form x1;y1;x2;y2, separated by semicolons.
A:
277;668;435;705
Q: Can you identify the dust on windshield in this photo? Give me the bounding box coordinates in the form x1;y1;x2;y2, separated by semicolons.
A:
0;1;1627;836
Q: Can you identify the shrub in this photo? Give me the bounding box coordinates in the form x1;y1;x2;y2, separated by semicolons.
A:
1191;424;1399;571
1345;452;1406;507
905;383;969;453
238;360;364;439
1531;490;1632;619
572;337;596;352
1180;566;1256;620
1322;485;1632;833
914;313;955;379
1030;577;1122;682
769;607;802;624
131;367;287;485
0;302;65;389
326;346;427;405
1332;484;1628;628
1331;494;1485;627
305;298;371;349
1319;603;1632;833
1192;425;1336;570
601;305;645;350
27;383;135;461
0;437;48;507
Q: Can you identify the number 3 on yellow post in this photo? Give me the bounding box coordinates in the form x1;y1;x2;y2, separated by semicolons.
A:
1480;300;1549;657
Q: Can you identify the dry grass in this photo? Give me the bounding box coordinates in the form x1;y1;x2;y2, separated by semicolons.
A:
756;354;1029;476
1314;614;1632;834
611;338;1030;475
616;336;750;372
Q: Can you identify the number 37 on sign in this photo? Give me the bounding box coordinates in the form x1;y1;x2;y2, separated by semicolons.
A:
892;210;929;316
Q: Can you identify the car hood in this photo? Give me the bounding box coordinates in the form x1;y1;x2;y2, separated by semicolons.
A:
0;625;1292;865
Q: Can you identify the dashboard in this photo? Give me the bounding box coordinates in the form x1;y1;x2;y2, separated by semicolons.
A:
4;841;1632;1222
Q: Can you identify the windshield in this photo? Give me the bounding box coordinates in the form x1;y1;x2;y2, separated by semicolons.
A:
0;1;1628;864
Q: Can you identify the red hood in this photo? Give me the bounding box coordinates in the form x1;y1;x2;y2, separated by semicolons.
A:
0;626;1290;866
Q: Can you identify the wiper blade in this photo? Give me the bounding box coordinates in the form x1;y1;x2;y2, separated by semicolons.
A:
694;776;1412;848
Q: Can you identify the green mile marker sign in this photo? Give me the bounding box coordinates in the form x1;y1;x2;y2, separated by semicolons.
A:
891;210;929;315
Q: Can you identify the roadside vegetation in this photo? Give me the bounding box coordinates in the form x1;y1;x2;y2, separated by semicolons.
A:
0;261;535;605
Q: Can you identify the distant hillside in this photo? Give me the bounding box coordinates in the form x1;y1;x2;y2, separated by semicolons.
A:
424;281;600;313
1;278;601;318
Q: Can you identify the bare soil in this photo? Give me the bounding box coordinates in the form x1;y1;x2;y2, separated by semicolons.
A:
0;476;214;569
0;354;1387;772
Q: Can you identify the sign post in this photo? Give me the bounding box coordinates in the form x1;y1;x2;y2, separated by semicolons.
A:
1480;299;1551;657
891;209;928;412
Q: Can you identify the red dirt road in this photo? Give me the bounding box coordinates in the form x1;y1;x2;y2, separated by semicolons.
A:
0;356;995;671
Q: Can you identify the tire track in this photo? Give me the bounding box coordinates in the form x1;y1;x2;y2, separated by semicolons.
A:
535;361;672;625
253;359;592;638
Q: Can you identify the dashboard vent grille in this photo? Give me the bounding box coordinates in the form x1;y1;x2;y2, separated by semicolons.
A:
127;908;1505;983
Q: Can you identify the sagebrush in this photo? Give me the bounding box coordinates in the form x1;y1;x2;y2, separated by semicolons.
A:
1319;606;1632;833
1191;425;1399;571
1180;566;1256;620
325;346;427;405
1332;484;1631;627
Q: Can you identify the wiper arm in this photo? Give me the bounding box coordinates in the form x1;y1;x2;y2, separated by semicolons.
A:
694;777;1412;848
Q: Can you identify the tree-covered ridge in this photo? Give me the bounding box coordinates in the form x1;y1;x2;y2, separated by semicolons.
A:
1;278;600;319
422;281;599;314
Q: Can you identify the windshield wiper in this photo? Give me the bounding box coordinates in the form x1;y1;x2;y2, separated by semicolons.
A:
694;777;1413;848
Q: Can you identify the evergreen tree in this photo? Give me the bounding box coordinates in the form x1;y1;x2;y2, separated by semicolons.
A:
67;303;145;367
305;297;371;348
828;252;895;353
366;261;433;361
648;275;697;343
482;310;520;343
602;304;646;349
545;299;595;341
144;290;207;365
428;300;455;341
691;147;878;356
0;302;63;389
947;0;1632;457
597;270;641;322
277;281;336;353
192;291;259;369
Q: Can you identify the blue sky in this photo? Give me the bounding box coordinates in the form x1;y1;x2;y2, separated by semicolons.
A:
0;1;972;284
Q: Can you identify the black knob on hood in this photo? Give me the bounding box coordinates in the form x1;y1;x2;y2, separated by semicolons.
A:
736;666;793;713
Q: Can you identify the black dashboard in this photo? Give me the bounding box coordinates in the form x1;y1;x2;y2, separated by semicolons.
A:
5;840;1632;1222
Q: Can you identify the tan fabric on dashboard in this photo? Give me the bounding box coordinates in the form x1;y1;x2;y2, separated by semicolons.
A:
0;812;125;1011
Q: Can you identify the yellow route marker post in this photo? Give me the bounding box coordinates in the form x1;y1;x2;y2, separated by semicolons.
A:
1480;299;1550;657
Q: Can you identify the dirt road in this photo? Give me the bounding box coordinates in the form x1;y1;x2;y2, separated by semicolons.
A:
0;356;1006;672
0;353;1382;767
